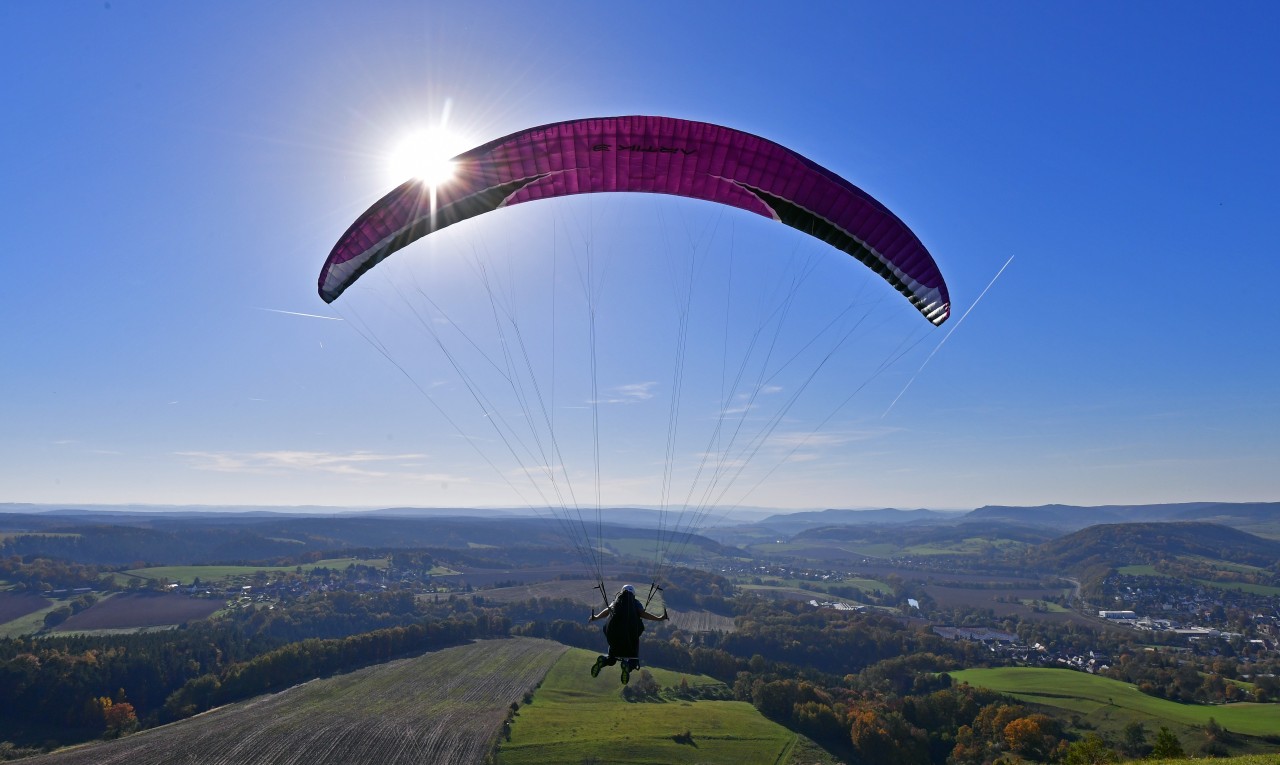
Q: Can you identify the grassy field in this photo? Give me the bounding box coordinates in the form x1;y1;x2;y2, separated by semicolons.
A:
739;583;869;605
1145;756;1280;765
1018;598;1070;612
747;576;890;595
1196;579;1280;597
499;648;807;765
1117;564;1161;576
117;557;392;585
24;638;567;765
757;541;900;559
1183;556;1269;575
950;667;1280;737
0;591;49;623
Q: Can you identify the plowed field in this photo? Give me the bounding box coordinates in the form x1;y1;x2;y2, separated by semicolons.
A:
0;591;49;624
54;593;223;632
24;638;568;765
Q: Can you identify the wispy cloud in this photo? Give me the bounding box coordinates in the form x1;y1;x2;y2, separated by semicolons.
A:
767;427;900;450
176;449;451;480
721;384;785;415
595;381;657;404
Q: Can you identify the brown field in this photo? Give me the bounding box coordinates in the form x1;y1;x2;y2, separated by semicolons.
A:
852;563;1044;587
922;584;1103;627
24;638;568;765
54;593;223;632
474;578;637;606
0;591;50;623
668;609;737;632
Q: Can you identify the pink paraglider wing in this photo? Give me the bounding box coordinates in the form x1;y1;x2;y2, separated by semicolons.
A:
319;116;948;325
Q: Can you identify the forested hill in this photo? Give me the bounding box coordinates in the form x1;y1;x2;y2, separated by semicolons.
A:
794;521;1056;546
1024;522;1280;572
758;508;957;533
0;514;726;567
967;502;1280;531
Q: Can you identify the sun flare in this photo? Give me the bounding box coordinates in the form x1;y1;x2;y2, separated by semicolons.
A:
388;128;466;187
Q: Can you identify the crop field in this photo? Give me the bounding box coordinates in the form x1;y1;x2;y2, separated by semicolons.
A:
498;648;803;765
118;557;391;585
740;583;865;603
759;541;900;560
0;604;62;638
923;584;1094;626
24;638;568;765
858;563;1045;587
52;593;224;632
667;609;737;632
455;566;631;589
923;584;1072;609
754;536;1032;562
746;576;890;595
0;591;49;623
950;667;1280;737
476;579;646;607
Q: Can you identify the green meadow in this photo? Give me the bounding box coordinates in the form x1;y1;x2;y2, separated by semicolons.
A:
499;648;803;765
1018;598;1070;612
1196;579;1280;597
1146;756;1280;765
741;575;889;597
950;667;1280;737
1116;564;1161;577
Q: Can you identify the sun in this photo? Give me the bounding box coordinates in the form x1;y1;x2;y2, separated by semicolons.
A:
388;128;467;187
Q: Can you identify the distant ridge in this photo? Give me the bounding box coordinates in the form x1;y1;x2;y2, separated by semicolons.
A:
758;507;958;534
1027;521;1280;571
966;502;1280;531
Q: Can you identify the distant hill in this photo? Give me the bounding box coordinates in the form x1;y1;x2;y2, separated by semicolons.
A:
759;507;959;534
0;512;727;567
21;639;566;765
1025;522;1280;573
966;502;1280;532
796;520;1056;547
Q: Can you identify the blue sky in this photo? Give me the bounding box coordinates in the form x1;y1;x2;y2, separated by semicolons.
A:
3;1;1277;511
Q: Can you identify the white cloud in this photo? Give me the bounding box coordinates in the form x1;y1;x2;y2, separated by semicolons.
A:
596;381;658;404
767;427;899;449
176;449;455;481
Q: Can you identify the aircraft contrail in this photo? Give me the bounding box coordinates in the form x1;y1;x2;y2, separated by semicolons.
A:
256;307;343;321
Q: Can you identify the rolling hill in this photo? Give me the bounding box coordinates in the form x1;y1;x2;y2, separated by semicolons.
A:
1025;522;1280;572
22;638;567;765
967;502;1280;534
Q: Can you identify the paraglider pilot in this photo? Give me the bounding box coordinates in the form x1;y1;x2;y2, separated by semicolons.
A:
588;584;668;683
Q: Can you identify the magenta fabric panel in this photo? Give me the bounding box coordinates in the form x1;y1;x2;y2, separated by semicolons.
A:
320;116;948;324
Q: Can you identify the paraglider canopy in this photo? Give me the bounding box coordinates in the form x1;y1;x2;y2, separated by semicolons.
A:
319;115;948;325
